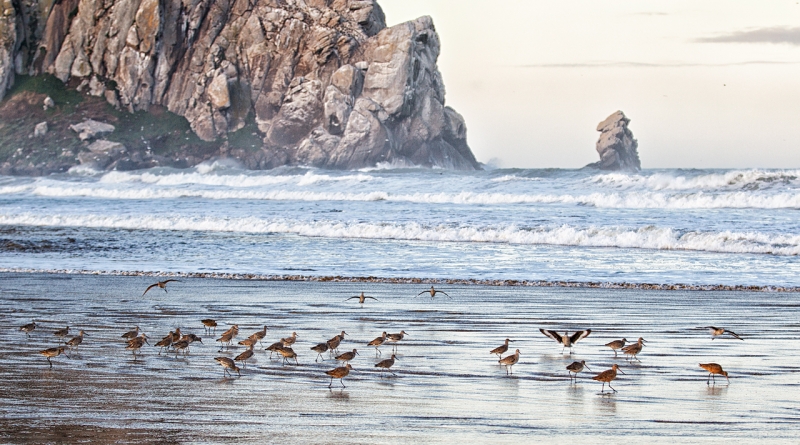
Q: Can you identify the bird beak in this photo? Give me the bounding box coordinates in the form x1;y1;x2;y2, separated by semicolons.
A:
584;365;592;371
617;368;626;374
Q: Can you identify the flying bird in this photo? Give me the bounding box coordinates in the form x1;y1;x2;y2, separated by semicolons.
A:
416;286;450;299
539;329;591;354
345;292;378;304
142;279;182;297
702;326;743;340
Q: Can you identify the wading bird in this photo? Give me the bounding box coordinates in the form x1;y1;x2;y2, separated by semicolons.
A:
142;279;182;297
374;354;398;378
325;364;352;388
40;346;68;368
566;360;591;381
622;337;646;362
311;342;329;362
201;319;217;333
499;349;521;375
593;364;624;393
699;363;730;385
65;330;87;351
604;338;627;357
539;329;591;354
215;357;240;378
386;331;408;353
53;326;69;338
20;321;36;337
490;338;514;358
368;332;387;356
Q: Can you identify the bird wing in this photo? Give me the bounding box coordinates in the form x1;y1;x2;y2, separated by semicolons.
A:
142;283;158;296
415;290;427;297
570;330;591;344
437;290;451;298
540;329;562;343
163;279;181;284
344;296;359;301
725;330;744;340
364;296;378;301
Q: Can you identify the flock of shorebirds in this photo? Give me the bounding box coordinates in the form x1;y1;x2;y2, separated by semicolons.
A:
19;282;741;392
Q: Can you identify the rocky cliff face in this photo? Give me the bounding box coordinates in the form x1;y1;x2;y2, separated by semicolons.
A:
0;0;480;171
587;110;640;172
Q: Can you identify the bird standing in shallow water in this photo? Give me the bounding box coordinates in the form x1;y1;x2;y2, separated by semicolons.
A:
386;331;408;353
604;338;627;357
121;326;140;340
540;329;591;354
593;364;625;393
325;364;353;388
416;286;450;299
368;332;387;356
53;326;69;338
281;332;298;347
345;292;378;304
699;363;730;385
311;342;329;362
278;347;298;365
201;319;217;333
499;349;520;375
374;354;398;378
20;321;36;337
335;348;358;363
126;334;149;358
65;330;87;351
490;338;514;358
703;326;743;340
235;347;255;368
142;279;182;297
566;360;591;381
40;346;68;368
215;357;240;377
622;337;646;362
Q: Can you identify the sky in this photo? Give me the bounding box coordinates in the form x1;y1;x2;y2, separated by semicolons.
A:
379;1;800;169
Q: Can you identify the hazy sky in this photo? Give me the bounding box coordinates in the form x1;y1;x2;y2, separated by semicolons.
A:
380;1;800;169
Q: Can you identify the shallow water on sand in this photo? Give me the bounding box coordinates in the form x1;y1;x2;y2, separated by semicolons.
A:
1;273;799;443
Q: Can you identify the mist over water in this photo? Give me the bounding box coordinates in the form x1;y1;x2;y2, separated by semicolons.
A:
1;165;799;286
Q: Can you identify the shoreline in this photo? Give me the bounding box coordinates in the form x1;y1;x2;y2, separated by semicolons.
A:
1;267;797;293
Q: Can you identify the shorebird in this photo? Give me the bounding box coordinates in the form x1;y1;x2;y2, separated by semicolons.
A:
311;342;329;362
201;319;217;333
368;332;387;356
539;329;591;354
155;333;173;355
173;339;191;357
53;326;69;338
266;341;284;359
277;346;298;365
40;346;68;368
335;348;359;363
566;360;591;381
170;328;182;343
592;364;625;393
281;332;298;347
121;326;140;339
142;279;182;297
221;325;239;338
490;338;514;358
126;334;149;358
499;349;520;375
65;330;87;351
374;354;398;378
345;292;378;304
216;331;235;352
622;337;646;362
325;364;352;388
20;321;36;337
238;337;258;348
416;286;450;299
604;338;628;357
703;326;743;341
235;347;255;368
215;357;240;377
386;331;408;352
250;326;268;345
699;363;730;385
185;333;203;344
327;331;346;354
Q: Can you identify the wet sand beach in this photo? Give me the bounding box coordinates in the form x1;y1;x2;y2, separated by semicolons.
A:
1;272;799;443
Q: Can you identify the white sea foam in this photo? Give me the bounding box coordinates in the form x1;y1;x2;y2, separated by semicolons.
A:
2;212;798;255
98;170;373;187
589;169;800;191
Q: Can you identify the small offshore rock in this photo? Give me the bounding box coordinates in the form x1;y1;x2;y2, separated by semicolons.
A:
587;110;641;172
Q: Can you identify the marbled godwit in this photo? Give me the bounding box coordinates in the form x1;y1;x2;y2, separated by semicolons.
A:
622;337;646;362
368;332;387;356
490;338;514;358
155;334;172;355
173;339;191;357
592;364;624;393
121;326;140;339
699;363;730;385
126;334;149;358
142;279;182;297
250;326;268;345
277;346;298;365
604;338;628;357
238;337;258;348
703;326;743;341
327;331;347;354
170;328;182;343
65;330;87;351
540;329;591;354
374;354;398;378
566;360;591;381
266;341;284;359
416;286;450;299
20;321;36;337
311;342;329;362
386;331;408;352
235;347;255;368
281;332;298;347
325;364;352;388
335;348;359;363
53;326;69;338
215;356;240;377
201;319;217;333
216;331;235;352
221;325;239;339
499;349;520;375
345;292;378;304
185;333;203;344
40;346;68;368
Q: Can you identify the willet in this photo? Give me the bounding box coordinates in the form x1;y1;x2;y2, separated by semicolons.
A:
416;286;450;299
368;332;387;356
499;349;520;375
173;339;191;357
126;334;149;358
374;354;398;378
65;330;87;351
185;333;203;344
53;326;69;338
604;338;628;357
40;346;68;368
215;356;240;377
155;334;172;355
216;331;235;352
170;328;182;343
235;347;255;368
266;341;284;359
327;331;347;354
592;364;625;393
238;337;258;348
540;329;591;354
566;360;591;381
20;321;36;337
311;342;329;362
121;326;140;339
703;326;743;341
699;363;730;385
201;319;217;333
345;292;378;304
386;331;408;353
277;346;298;365
142;279;182;297
281;332;298;348
335;348;359;363
490;338;514;358
622;337;646;362
250;326;268;345
325;364;353;388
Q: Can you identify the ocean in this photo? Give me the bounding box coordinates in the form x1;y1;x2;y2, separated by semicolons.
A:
1;164;798;288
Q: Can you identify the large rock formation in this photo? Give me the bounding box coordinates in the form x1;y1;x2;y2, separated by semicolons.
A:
0;0;480;171
587;110;640;171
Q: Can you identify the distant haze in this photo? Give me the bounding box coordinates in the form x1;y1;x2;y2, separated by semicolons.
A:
380;1;800;169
